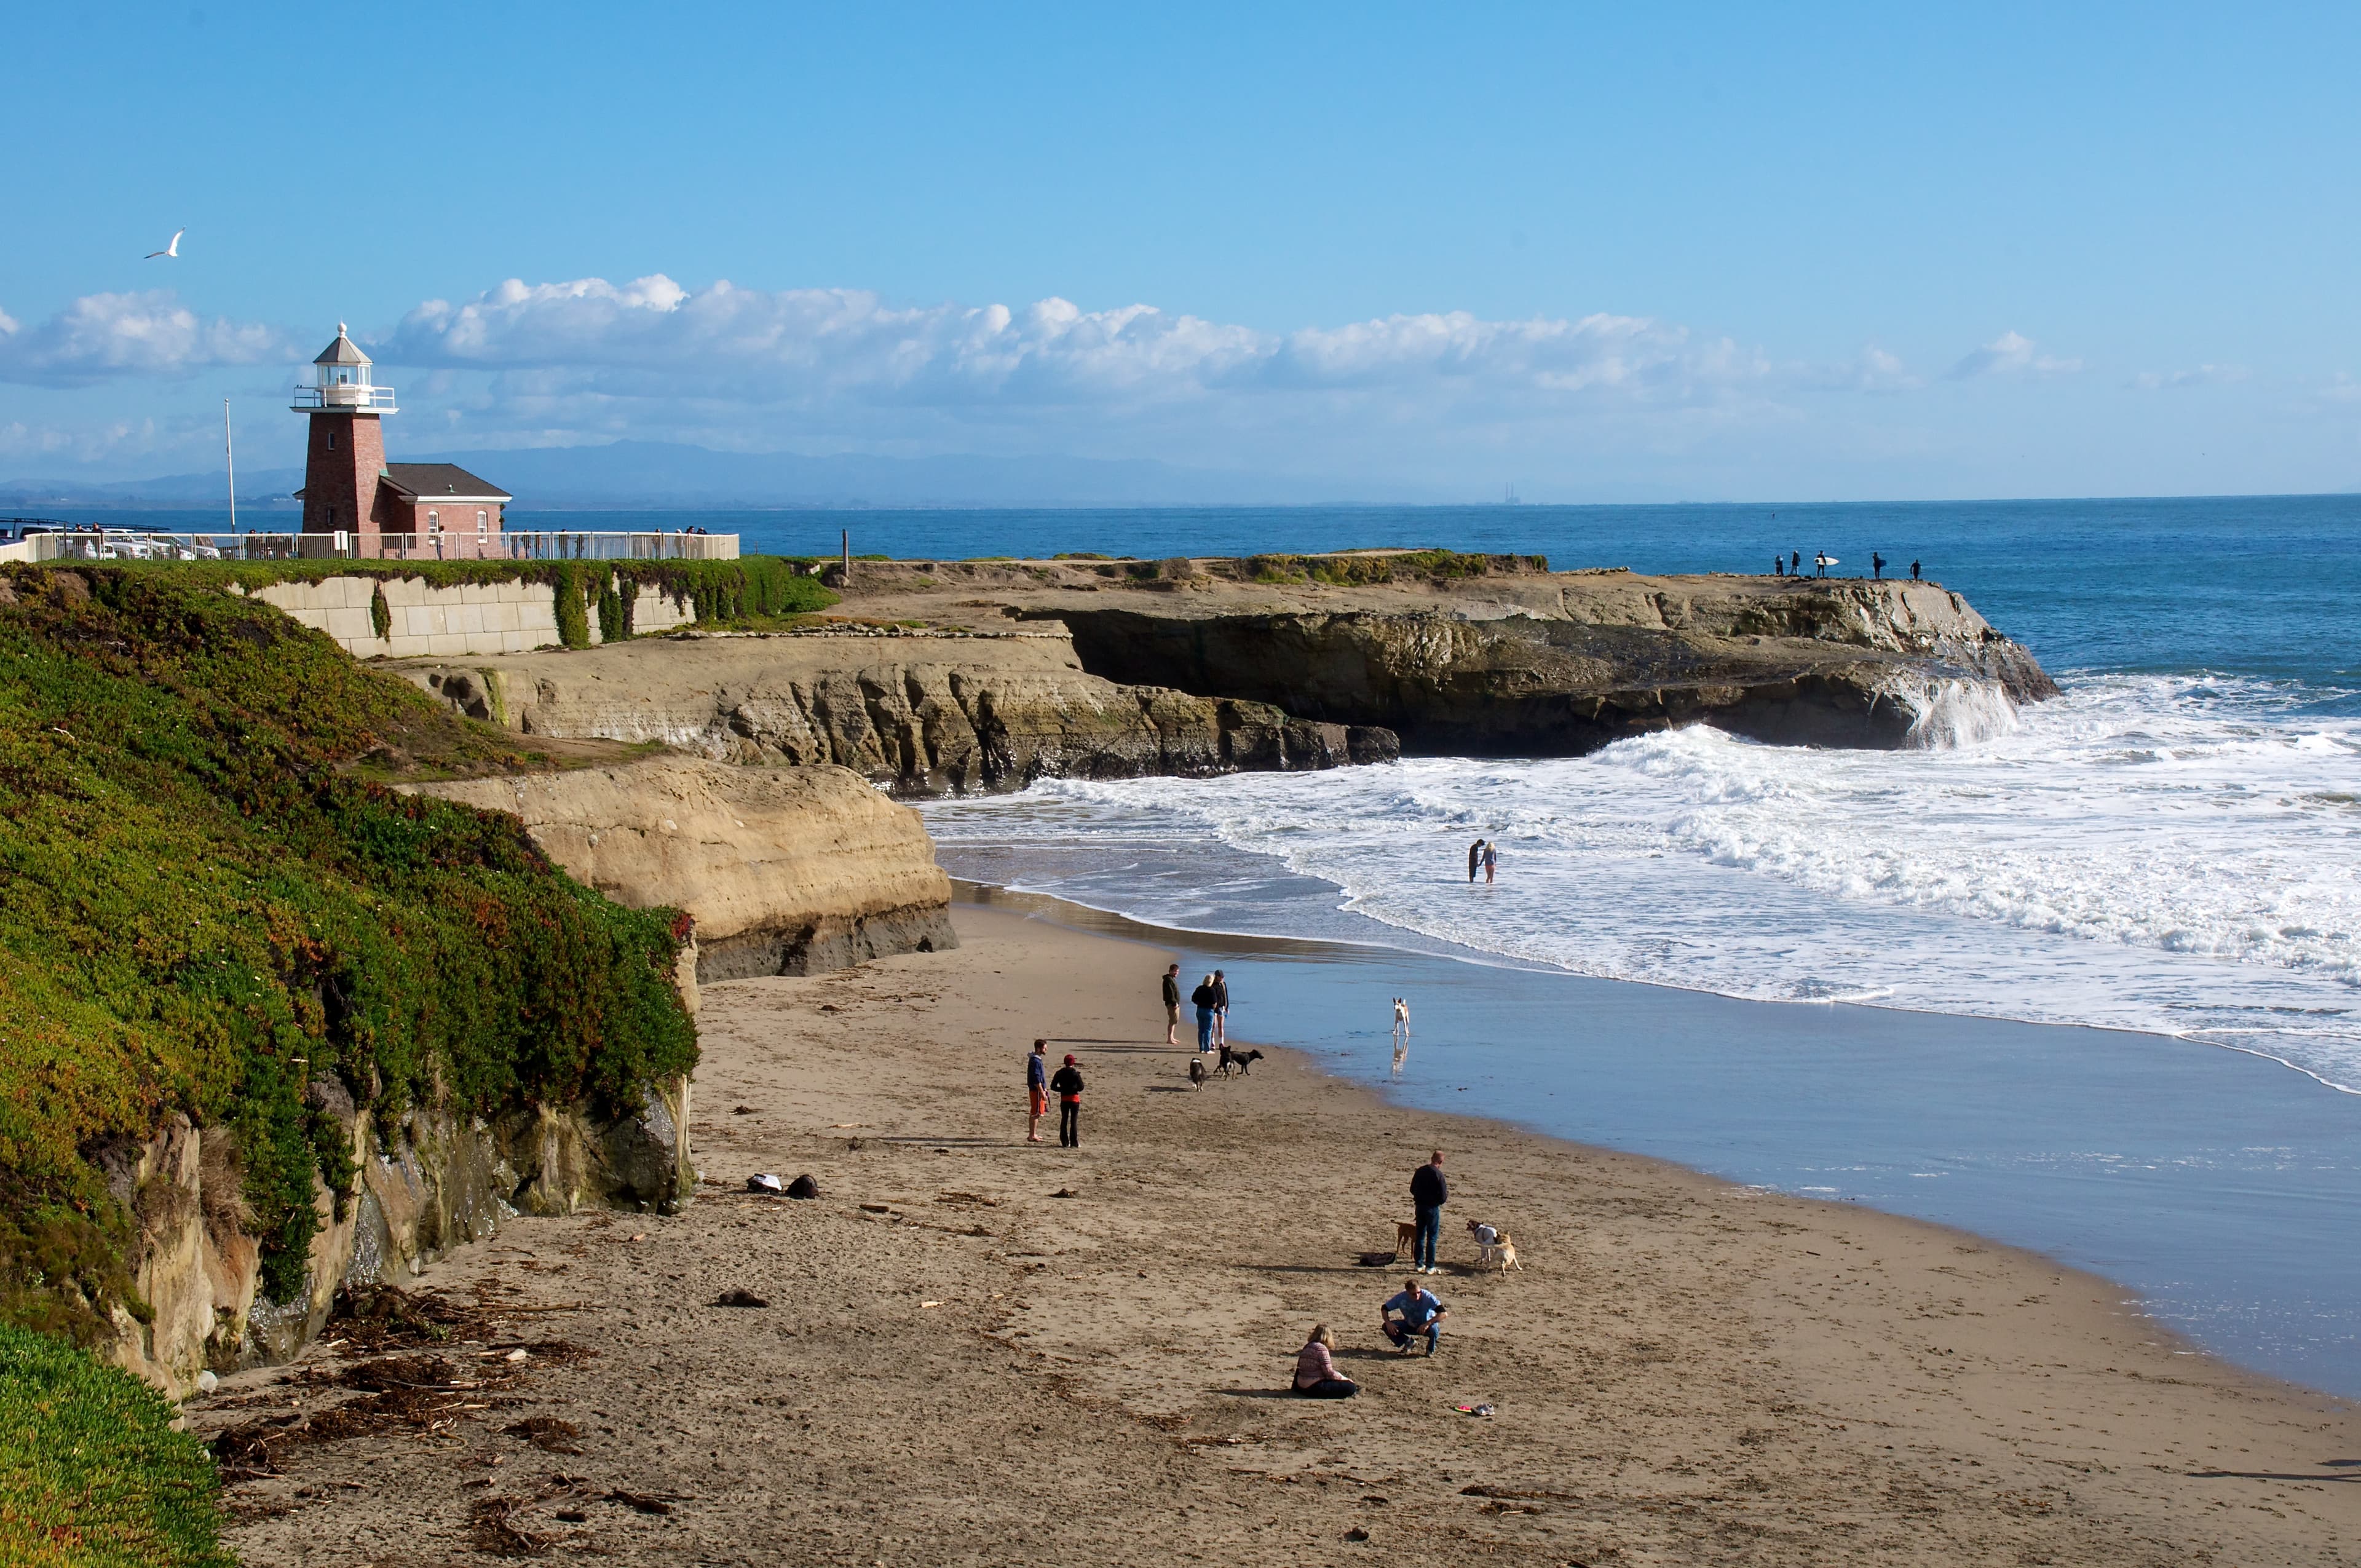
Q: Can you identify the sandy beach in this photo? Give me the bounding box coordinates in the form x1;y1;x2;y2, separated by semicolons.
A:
197;905;2361;1566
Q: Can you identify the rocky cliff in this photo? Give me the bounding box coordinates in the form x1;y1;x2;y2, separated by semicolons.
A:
105;1082;692;1395
829;553;2058;754
413;755;959;981
394;630;1399;797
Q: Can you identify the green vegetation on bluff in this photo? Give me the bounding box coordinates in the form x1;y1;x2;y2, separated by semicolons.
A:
112;555;837;647
1238;549;1549;585
0;564;697;1332
0;1323;234;1567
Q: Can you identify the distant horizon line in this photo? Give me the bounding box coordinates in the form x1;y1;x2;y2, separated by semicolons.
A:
4;489;2355;515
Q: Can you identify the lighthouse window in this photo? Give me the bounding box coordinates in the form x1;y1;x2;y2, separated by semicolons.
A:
326;432;336;450
476;509;489;537
427;510;441;533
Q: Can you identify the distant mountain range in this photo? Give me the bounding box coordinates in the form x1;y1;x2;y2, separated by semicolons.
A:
0;441;1438;511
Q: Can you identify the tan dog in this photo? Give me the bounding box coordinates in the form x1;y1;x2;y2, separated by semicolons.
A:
1468;1219;1522;1273
1393;1220;1419;1259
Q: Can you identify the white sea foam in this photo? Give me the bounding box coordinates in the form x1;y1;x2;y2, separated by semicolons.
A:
1897;676;2021;748
923;673;2361;1089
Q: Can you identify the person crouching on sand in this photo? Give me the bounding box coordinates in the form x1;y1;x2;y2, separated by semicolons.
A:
1050;1053;1085;1147
1026;1038;1050;1144
1293;1324;1359;1398
1381;1278;1449;1355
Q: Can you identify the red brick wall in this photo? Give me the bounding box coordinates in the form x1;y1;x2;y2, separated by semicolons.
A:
388;495;507;558
298;413;386;534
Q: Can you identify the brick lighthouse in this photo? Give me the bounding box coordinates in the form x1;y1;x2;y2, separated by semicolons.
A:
292;323;509;555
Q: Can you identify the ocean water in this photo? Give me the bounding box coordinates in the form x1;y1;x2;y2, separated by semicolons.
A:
885;495;2361;1087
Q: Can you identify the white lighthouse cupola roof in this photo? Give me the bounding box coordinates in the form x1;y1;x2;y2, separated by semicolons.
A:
293;321;395;413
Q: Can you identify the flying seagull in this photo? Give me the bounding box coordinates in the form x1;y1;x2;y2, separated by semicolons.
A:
144;228;184;259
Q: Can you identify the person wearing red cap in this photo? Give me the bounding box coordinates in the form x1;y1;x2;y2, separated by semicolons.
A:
1048;1053;1085;1148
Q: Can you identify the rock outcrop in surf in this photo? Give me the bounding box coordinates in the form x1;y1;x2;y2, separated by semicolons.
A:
840;553;2058;757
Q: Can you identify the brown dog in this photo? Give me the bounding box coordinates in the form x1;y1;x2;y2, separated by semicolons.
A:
1393;1220;1419;1259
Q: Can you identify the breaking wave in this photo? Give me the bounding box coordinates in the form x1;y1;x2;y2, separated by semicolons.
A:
1897;676;2020;748
925;671;2361;1090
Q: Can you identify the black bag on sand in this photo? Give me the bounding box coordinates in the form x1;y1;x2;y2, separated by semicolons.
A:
786;1173;820;1200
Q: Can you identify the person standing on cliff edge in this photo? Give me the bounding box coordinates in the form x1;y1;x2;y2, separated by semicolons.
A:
1912;559;1922;582
1468;839;1485;882
1873;552;1886;580
1160;962;1181;1047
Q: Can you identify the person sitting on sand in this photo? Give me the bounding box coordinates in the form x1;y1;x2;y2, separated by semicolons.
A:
1293;1324;1359;1398
1380;1278;1449;1355
1050;1053;1085;1148
1026;1038;1050;1144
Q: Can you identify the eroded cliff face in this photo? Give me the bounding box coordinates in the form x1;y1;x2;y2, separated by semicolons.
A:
101;1080;691;1397
1045;601;2041;754
411;754;959;980
394;632;1398;798
829;557;2058;755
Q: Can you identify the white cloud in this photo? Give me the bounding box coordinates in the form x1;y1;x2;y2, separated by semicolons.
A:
2127;363;2250;390
0;291;294;386
2317;373;2361;405
378;274;1777;416
1798;344;1921;394
1945;330;2083;381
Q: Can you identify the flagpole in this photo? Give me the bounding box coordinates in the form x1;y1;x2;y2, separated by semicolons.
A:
224;398;237;533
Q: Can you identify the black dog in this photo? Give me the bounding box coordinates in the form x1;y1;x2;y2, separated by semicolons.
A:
1216;1045;1264;1077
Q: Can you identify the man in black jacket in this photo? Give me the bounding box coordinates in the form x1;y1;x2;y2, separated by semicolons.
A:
1410;1151;1448;1273
1160;963;1182;1046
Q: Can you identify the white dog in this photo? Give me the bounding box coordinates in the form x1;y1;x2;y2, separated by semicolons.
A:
1467;1219;1522;1273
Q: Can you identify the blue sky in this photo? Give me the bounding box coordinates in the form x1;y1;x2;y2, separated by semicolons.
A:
4;1;2357;501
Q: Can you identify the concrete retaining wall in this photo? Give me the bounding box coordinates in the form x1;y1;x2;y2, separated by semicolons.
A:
248;574;695;657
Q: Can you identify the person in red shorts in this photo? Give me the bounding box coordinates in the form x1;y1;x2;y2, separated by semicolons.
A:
1026;1038;1050;1143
